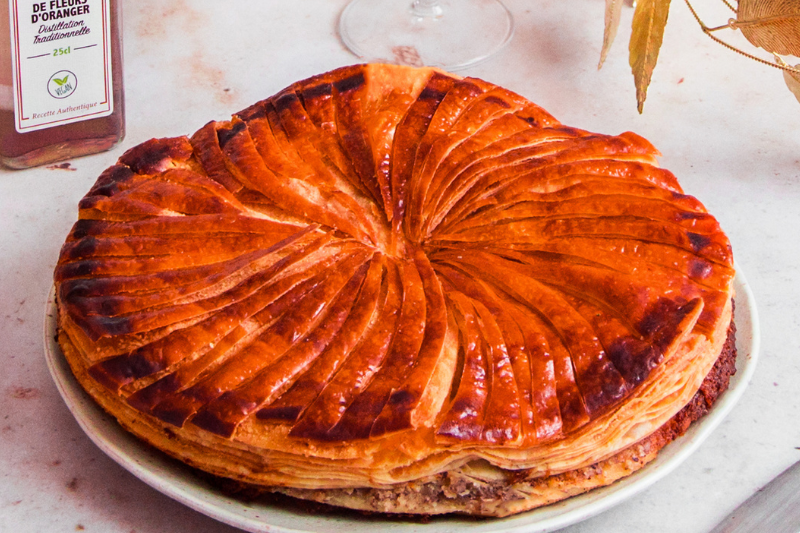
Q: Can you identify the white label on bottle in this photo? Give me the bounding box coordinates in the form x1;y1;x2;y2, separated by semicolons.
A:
8;0;113;133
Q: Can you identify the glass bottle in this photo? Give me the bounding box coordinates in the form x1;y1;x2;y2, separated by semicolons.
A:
0;0;124;169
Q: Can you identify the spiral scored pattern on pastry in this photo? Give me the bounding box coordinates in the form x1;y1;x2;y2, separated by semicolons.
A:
55;64;735;516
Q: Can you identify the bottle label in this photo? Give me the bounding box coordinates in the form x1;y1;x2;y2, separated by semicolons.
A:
7;0;113;133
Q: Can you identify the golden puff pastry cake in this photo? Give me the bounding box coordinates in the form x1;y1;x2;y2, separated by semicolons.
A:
54;63;736;517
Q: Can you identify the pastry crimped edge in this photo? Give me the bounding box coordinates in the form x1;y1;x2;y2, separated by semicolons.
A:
56;295;733;516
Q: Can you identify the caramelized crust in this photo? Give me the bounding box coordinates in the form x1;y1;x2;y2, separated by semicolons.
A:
271;311;737;516
55;64;735;516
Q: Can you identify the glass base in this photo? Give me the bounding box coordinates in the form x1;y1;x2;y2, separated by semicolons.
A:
339;0;514;72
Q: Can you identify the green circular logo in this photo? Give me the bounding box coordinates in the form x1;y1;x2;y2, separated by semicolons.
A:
48;70;77;99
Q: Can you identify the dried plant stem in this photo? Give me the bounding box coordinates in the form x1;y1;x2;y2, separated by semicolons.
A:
684;0;800;75
704;23;734;32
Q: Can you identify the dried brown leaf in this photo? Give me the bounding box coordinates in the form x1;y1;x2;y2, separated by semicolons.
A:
629;0;672;113
737;0;800;56
783;69;800;103
599;0;625;68
774;55;800;103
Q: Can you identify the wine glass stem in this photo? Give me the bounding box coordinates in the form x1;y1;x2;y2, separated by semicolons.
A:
411;0;443;19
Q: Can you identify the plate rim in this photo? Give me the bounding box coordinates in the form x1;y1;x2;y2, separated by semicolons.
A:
43;267;760;533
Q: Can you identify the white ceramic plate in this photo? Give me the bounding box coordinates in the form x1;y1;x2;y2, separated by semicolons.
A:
44;268;759;533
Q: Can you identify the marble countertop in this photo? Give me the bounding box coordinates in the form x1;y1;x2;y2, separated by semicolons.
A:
2;1;798;531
